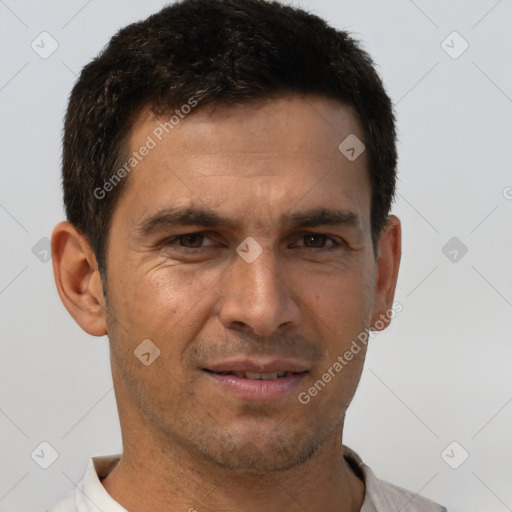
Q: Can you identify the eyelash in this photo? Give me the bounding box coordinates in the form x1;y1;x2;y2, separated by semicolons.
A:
163;232;342;250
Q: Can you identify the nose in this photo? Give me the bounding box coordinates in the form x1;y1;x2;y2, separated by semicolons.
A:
217;244;301;337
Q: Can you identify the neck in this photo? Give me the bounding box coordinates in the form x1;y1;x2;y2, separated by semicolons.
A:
101;421;364;512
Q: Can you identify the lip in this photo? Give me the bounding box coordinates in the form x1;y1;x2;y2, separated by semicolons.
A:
204;357;310;374
202;358;311;401
203;370;308;401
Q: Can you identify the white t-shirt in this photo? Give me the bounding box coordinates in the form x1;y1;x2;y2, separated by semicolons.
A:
46;446;447;511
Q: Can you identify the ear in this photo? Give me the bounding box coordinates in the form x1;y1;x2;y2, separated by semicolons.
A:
51;221;107;336
370;215;401;331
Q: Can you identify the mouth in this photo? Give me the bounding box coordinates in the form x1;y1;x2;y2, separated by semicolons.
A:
202;366;309;401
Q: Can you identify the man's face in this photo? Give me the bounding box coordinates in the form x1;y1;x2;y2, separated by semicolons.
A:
103;95;385;471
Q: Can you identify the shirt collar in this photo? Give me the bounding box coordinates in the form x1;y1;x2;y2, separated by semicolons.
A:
75;455;126;512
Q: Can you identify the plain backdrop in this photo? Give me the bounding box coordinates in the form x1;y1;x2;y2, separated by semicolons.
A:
1;1;511;511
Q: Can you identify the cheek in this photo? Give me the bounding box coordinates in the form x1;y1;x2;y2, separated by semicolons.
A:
297;263;374;334
105;266;220;407
108;264;224;353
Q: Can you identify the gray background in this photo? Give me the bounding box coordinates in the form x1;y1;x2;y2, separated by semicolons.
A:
1;1;511;511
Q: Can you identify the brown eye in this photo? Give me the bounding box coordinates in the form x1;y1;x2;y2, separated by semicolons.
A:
179;234;205;248
303;234;329;248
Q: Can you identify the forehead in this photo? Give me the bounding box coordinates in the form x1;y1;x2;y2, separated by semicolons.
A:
131;95;365;161
113;95;371;233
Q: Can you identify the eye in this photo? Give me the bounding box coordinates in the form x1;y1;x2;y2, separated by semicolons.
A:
294;233;339;249
166;233;216;248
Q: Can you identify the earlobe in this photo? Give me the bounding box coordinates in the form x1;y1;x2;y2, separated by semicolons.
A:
51;221;108;336
370;215;401;331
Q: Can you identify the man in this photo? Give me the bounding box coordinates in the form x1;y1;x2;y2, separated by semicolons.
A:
48;0;446;510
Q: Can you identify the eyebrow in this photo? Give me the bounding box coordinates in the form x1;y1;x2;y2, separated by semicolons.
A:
283;208;360;229
136;205;362;237
136;207;237;237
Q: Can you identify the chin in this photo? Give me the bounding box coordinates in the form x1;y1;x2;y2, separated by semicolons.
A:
193;422;325;473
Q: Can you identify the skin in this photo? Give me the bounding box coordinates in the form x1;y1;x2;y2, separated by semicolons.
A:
52;95;401;512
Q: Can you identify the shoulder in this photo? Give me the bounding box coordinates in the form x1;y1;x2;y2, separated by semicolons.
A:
45;454;122;512
371;478;447;512
343;446;447;512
